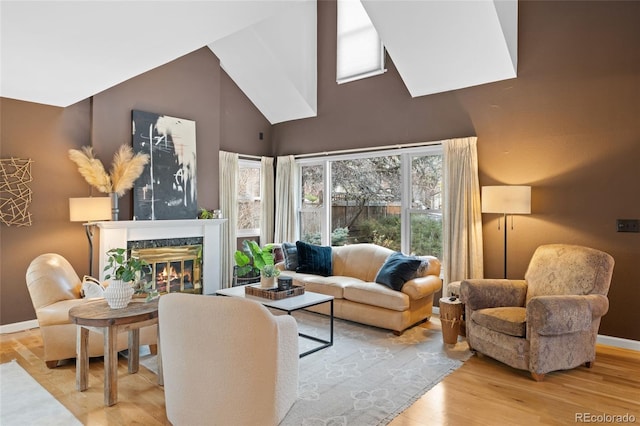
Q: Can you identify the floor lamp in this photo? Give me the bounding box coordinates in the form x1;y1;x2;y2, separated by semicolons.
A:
481;186;531;278
69;197;111;276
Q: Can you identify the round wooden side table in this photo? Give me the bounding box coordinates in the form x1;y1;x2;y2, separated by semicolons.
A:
69;298;161;406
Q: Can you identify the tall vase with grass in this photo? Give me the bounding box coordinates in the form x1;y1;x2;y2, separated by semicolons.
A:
69;145;149;220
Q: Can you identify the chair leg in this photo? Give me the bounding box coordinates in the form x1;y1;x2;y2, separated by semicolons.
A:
45;360;58;369
585;361;593;368
531;372;545;382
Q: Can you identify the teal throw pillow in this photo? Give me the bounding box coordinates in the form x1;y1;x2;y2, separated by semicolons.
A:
375;252;422;291
295;241;333;276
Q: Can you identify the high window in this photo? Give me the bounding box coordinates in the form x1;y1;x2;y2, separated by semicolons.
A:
237;160;262;239
336;0;386;84
297;146;442;258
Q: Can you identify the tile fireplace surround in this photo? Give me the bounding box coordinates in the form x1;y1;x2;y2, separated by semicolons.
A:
94;219;226;295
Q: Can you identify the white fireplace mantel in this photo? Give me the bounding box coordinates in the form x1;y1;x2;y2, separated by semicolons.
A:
94;219;227;294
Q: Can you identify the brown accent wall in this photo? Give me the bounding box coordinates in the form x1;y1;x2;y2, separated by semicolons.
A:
1;1;638;342
1;48;270;324
272;0;640;340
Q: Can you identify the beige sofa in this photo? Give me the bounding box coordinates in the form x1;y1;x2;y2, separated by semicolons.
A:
277;243;442;334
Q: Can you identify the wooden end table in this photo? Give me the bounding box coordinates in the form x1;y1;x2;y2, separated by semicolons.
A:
69;298;162;406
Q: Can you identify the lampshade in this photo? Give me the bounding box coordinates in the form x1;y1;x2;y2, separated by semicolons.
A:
481;186;531;214
69;197;111;222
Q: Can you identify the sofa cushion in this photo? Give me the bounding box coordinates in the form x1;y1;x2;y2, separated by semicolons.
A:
332;244;394;282
343;282;410;311
375;252;422;291
296;241;332;276
299;275;364;299
281;242;298;271
471;307;527;337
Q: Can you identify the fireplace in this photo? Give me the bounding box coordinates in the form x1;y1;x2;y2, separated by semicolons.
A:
130;241;202;294
95;219;226;294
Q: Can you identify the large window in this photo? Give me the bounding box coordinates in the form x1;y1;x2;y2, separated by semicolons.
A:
237;160;261;239
297;146;442;258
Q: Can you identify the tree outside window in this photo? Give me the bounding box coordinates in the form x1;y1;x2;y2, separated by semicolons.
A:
238;161;261;238
297;147;442;258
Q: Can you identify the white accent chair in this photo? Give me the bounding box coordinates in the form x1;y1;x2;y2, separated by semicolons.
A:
159;293;299;425
25;253;157;368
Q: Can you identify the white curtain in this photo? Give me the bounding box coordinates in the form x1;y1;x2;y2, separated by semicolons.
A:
274;155;297;243
443;137;484;290
260;157;275;244
219;151;238;288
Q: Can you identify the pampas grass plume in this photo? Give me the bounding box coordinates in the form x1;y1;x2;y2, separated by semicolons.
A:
69;145;149;196
68;147;111;193
110;145;150;197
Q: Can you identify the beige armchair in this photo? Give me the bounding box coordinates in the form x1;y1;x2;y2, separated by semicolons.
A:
25;253;157;368
460;244;614;381
159;293;299;426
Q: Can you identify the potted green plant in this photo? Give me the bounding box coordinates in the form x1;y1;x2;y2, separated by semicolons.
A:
198;207;215;219
234;241;277;286
260;264;281;288
103;248;152;308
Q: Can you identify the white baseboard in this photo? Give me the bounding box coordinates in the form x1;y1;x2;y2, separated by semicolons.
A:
596;334;640;351
433;306;639;352
0;319;39;335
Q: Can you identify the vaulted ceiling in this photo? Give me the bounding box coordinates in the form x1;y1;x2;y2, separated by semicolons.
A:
0;0;517;125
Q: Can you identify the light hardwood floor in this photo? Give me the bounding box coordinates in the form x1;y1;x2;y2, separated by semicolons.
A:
2;319;639;426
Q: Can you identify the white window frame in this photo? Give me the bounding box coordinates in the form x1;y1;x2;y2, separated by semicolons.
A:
402;147;443;255
296;144;443;253
237;159;261;239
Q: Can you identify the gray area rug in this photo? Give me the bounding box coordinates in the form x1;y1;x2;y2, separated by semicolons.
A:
282;311;471;426
0;360;82;426
141;311;471;426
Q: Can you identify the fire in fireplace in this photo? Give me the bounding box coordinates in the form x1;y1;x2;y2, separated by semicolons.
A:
130;244;202;294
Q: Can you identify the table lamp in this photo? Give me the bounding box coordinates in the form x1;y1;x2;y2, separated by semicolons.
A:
69;197;111;276
481;186;531;278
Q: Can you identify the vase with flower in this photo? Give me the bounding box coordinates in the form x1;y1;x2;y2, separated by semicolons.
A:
69;145;149;220
103;248;151;309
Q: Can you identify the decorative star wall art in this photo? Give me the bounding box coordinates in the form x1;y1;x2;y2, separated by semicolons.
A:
0;157;33;227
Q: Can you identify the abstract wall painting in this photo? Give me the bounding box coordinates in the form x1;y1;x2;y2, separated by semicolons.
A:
132;110;198;220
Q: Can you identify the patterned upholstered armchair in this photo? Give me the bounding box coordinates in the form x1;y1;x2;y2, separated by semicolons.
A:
460;244;614;381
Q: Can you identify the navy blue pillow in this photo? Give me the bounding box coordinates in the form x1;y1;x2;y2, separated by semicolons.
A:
295;241;332;276
375;252;422;291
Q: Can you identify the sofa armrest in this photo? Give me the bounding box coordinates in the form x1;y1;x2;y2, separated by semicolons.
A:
460;279;527;311
527;294;608;336
38;298;88;327
402;275;442;300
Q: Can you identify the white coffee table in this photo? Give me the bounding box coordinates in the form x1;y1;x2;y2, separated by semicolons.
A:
216;285;334;357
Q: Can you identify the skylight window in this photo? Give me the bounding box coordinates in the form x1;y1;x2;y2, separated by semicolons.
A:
336;0;386;84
